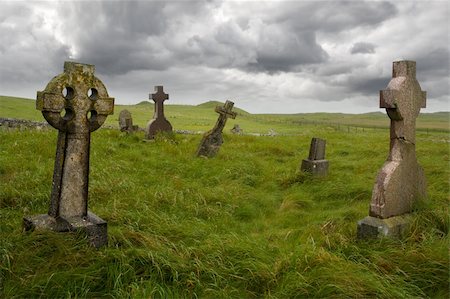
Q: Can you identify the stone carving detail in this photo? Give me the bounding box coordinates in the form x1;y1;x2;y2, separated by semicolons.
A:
23;61;114;247
300;137;329;176
357;60;427;239
197;100;237;157
145;86;172;139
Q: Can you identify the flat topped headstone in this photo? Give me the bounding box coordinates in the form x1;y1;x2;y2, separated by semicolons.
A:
145;85;172;139
23;61;114;248
196;100;237;158
300;137;329;176
357;60;427;239
308;138;326;160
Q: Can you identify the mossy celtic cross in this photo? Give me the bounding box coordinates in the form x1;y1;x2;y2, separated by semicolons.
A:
24;61;114;247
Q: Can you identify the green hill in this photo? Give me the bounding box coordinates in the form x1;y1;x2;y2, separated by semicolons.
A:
1;95;449;133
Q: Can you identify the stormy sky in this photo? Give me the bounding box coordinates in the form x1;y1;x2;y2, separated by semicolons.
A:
0;0;448;113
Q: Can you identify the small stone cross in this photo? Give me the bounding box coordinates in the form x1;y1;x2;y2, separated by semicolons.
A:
145;85;173;139
196;100;237;157
23;61;114;247
357;60;427;239
213;100;237;132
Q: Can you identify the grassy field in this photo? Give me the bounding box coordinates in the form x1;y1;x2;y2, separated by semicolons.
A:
1;95;449;133
0;96;449;298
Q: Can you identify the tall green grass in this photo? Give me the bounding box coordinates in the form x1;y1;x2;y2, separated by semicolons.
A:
1;120;448;297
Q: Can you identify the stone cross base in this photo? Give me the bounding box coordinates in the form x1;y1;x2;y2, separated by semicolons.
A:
301;159;329;176
121;125;139;133
356;215;411;239
23;211;107;248
197;131;223;158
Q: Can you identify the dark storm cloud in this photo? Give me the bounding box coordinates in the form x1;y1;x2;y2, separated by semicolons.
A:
350;42;377;54
415;47;449;77
58;1;218;74
0;1;448;113
247;31;329;73
347;76;390;95
0;3;71;86
267;1;398;32
54;1;397;75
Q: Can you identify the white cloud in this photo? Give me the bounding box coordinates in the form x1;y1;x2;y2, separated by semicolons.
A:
0;1;448;113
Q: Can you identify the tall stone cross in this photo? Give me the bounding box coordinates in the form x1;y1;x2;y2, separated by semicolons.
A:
357;60;427;239
196;100;237;158
145;85;173;139
23;61;114;247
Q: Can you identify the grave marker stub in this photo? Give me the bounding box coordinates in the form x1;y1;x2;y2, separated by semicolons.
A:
145;86;172;139
23;61;114;248
196;100;237;157
300;137;329;176
119;109;138;133
357;60;427;239
231;124;242;134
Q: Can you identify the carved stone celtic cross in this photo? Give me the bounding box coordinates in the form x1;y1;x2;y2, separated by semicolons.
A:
196;100;237;158
23;61;114;247
145;85;173;139
357;60;427;239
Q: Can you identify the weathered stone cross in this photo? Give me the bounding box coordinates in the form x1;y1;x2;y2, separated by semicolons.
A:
213;100;237;132
196;100;237;157
357;60;427;239
23;61;114;247
145;85;173;139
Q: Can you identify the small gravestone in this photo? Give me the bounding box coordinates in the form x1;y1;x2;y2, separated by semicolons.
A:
357;60;427;239
145;86;172;139
197;100;237;157
23;61;114;248
119;109;138;133
267;129;277;136
300;137;329;176
231;124;242;134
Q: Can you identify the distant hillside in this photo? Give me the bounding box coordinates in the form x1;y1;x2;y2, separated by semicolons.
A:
136;101;152;106
1;95;448;132
196;100;249;115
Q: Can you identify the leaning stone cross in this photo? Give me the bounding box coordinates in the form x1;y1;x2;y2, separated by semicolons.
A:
23;61;114;247
145;85;173;139
300;137;329;176
196;100;237;158
357;60;426;239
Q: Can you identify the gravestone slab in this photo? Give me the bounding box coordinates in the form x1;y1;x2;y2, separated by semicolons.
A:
23;61;114;248
197;100;237;157
119;109;138;133
357;60;427;239
301;137;329;176
145;86;172;139
231;124;242;134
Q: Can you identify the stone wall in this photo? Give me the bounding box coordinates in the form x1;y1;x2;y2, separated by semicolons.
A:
0;117;50;130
